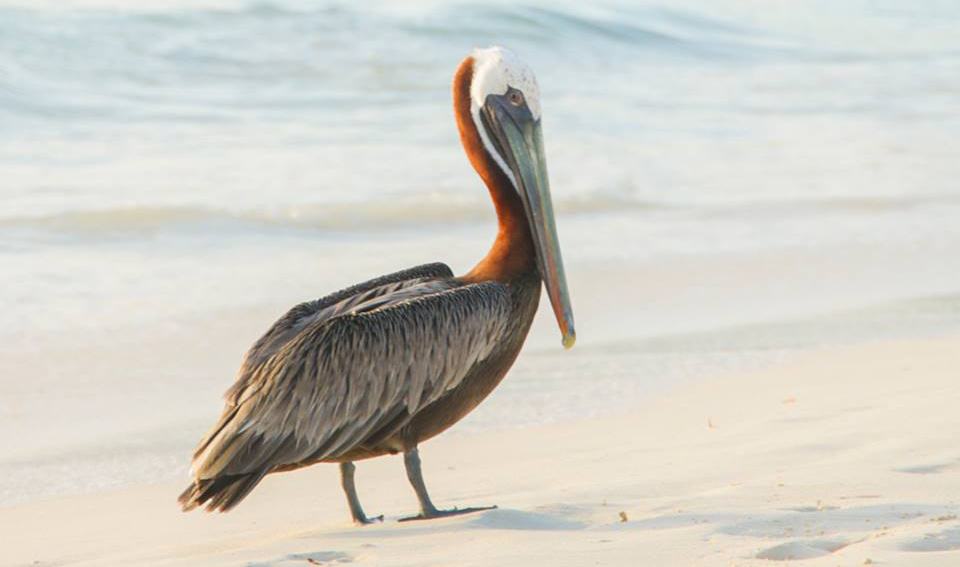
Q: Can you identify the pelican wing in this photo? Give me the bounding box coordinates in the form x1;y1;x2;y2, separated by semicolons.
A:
222;262;454;411
188;279;511;499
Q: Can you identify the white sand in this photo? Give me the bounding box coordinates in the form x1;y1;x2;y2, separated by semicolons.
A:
3;336;959;566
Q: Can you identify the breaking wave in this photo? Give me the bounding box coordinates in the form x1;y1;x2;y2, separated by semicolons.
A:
0;193;659;235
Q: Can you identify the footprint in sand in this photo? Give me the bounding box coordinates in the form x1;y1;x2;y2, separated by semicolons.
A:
246;551;352;566
902;527;960;552
755;539;851;560
894;461;957;475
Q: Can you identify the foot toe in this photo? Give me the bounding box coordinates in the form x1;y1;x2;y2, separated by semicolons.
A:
354;514;384;526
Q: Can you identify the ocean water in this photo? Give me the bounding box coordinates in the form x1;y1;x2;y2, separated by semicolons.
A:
1;0;960;505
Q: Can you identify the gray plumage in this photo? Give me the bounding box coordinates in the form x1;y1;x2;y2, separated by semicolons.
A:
179;263;539;512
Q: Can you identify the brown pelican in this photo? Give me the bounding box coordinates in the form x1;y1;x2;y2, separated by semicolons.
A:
178;46;575;523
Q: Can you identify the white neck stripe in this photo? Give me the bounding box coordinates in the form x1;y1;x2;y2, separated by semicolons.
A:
470;105;518;189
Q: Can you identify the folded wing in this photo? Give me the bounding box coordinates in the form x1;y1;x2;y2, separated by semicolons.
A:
180;275;511;511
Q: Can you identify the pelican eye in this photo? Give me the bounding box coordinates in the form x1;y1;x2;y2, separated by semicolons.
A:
508;90;524;107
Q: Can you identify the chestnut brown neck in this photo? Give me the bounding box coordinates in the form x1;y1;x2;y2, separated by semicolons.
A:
453;56;536;283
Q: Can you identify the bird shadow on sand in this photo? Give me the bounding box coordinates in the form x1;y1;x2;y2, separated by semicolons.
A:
248;508;586;566
354;505;591;537
308;506;588;546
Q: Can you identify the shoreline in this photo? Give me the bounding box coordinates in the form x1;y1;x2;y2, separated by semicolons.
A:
3;335;959;566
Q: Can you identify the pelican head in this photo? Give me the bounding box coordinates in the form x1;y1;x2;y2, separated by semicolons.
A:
468;46;575;349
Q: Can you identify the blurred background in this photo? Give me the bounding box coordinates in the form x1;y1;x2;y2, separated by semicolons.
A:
1;0;959;506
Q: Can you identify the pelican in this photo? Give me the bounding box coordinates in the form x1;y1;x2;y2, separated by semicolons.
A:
178;46;575;523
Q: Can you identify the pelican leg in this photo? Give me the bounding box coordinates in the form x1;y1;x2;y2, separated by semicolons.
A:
339;462;382;525
398;447;496;522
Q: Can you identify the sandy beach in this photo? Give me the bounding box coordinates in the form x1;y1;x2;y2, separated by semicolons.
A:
4;2;960;566
3;335;958;566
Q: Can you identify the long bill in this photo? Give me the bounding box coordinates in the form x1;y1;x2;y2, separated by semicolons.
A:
481;94;576;349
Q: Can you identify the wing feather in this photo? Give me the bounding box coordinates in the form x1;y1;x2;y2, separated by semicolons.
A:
224;262;454;407
191;280;511;482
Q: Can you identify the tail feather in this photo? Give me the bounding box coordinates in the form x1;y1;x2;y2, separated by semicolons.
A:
178;470;268;513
